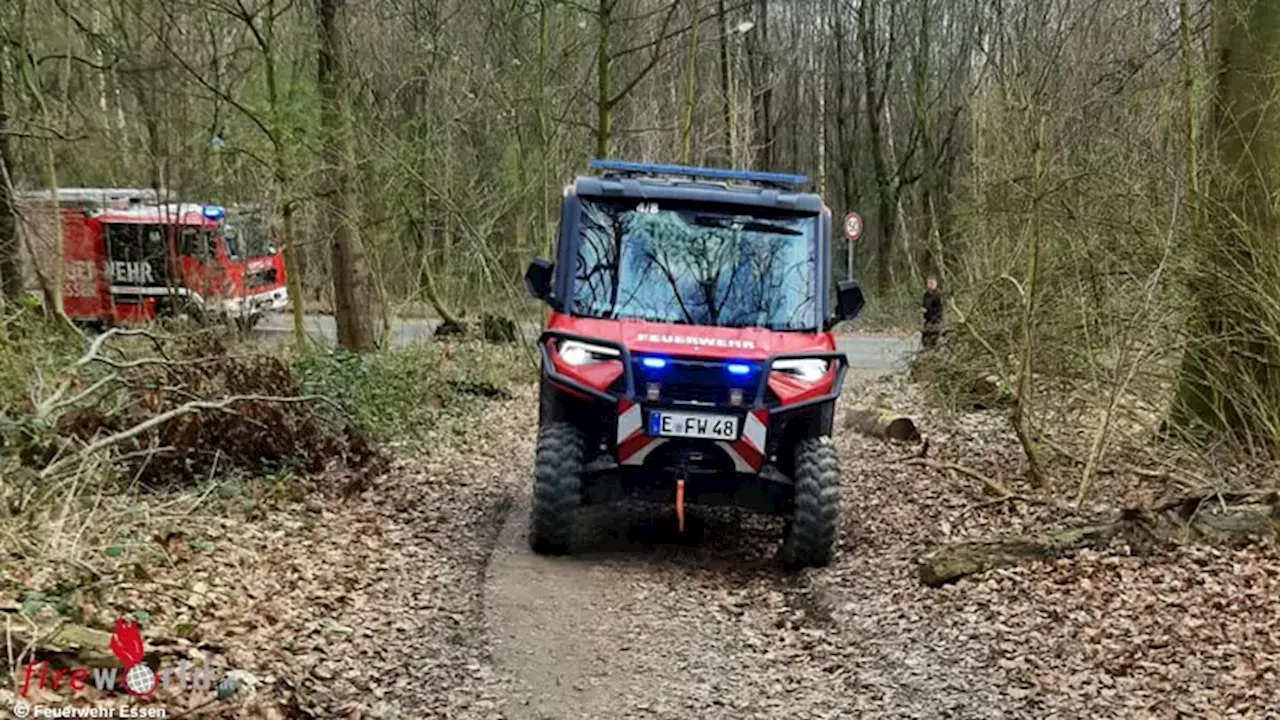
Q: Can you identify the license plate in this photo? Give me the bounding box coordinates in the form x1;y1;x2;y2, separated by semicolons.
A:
648;410;739;440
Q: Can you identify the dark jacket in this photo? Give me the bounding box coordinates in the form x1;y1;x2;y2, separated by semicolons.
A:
923;289;943;326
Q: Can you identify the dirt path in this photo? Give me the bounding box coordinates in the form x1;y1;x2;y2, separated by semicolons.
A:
487;499;851;719
481;387;1000;720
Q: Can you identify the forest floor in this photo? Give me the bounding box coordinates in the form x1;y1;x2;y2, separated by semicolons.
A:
5;365;1280;719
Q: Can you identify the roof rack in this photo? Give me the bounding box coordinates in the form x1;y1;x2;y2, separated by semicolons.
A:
588;159;808;189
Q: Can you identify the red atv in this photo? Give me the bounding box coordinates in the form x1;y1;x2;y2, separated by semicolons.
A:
523;160;865;567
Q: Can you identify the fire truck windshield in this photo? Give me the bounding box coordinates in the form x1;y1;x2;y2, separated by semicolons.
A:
179;228;219;261
571;198;819;331
232;214;276;259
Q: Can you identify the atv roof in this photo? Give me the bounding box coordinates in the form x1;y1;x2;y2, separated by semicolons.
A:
575;159;824;213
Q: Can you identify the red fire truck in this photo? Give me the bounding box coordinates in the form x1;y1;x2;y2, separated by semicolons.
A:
19;188;289;326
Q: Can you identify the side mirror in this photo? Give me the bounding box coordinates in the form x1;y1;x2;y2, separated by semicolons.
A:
524;257;554;302
835;280;865;323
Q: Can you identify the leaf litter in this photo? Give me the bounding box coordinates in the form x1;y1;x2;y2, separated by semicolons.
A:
4;370;1278;718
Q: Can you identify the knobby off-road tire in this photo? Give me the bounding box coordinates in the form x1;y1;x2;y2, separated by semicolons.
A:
783;437;842;569
529;422;584;555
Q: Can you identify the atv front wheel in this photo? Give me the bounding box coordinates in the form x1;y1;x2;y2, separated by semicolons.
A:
529;422;584;555
782;437;841;569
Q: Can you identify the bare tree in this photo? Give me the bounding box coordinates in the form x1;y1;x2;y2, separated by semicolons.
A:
317;0;375;350
859;0;898;295
0;38;20;302
1171;0;1280;444
593;0;682;158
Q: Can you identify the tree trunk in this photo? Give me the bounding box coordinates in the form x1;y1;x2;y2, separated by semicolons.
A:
1014;117;1047;488
317;0;376;351
912;0;942;279
537;0;553;256
1179;0;1199;197
815;11;826;197
832;0;858;280
18;35;67;318
680;0;699;164
1170;0;1280;445
718;0;732;165
0;61;20;302
262;0;307;347
280;202;306;340
752;0;772;169
860;0;895;295
596;0;613;159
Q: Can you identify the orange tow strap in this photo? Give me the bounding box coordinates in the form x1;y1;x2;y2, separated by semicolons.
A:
676;478;686;533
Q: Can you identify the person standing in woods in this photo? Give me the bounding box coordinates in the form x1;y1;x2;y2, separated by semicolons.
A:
922;275;943;349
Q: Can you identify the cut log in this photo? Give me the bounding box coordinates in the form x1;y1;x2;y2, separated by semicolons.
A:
844;407;921;442
917;492;1280;587
2;620;119;666
918;523;1121;587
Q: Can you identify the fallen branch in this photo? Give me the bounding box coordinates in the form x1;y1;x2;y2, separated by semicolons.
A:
36;328;222;416
953;494;1049;523
40;394;333;479
900;457;1013;498
917;491;1280;587
918;523;1120;587
1041;436;1207;492
38;374;120;420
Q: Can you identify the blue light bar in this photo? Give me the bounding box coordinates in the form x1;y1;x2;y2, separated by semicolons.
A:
202;205;225;220
641;357;668;370
727;363;751;376
589;159;808;188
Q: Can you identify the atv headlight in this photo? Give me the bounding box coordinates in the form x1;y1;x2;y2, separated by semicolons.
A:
557;339;620;366
772;358;830;383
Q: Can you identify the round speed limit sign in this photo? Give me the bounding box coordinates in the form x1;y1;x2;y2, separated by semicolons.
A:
843;212;864;242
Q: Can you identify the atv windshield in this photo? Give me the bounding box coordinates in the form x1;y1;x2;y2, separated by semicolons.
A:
572;199;818;331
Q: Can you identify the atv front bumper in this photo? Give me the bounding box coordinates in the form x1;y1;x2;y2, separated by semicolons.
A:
538;329;848;475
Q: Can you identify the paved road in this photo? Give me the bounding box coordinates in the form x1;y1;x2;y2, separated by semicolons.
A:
253;313;916;373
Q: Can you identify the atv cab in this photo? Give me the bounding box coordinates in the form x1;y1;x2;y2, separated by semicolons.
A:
524;160;866;567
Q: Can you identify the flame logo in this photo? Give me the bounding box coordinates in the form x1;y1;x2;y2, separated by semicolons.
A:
109;617;157;696
109;617;145;666
109;614;145;666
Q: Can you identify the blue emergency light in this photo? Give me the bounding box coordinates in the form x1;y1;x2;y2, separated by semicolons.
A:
727;363;752;376
589;159;808;188
202;205;226;220
641;357;668;370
